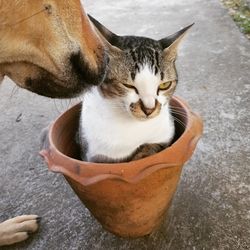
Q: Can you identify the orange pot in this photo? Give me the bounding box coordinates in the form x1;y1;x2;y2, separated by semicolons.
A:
40;96;203;238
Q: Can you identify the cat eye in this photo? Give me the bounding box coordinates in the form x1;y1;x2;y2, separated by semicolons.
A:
158;81;175;91
122;83;139;94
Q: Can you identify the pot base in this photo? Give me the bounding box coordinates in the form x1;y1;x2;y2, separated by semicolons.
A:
65;165;182;238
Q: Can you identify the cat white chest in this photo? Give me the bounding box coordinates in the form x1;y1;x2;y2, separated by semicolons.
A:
80;90;175;160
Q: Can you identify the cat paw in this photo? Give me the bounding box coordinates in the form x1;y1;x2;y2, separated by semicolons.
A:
131;143;166;161
0;215;40;246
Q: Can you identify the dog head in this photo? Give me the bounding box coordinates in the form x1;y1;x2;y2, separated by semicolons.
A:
0;0;108;98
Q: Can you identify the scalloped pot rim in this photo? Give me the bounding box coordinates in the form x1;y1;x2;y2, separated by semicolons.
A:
40;96;203;186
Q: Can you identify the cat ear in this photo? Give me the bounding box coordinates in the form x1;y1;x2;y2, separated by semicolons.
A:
88;14;122;53
160;23;194;61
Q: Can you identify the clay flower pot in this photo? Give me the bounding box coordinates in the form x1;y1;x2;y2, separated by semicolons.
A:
40;96;203;238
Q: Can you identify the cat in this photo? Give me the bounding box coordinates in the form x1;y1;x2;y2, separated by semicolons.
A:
79;15;193;163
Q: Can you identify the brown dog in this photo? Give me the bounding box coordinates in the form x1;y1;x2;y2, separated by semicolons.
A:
0;0;107;246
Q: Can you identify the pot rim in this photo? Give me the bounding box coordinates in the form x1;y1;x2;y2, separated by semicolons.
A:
40;96;203;185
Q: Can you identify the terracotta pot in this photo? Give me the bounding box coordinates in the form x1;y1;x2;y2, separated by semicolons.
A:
40;96;203;238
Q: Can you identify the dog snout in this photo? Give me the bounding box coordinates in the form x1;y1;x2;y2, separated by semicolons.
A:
69;50;108;86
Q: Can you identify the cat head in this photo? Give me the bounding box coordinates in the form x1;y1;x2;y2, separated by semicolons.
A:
89;15;193;120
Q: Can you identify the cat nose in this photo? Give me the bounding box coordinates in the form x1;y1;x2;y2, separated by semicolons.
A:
139;99;156;116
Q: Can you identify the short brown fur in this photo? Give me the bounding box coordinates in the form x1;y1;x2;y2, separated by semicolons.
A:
0;0;107;98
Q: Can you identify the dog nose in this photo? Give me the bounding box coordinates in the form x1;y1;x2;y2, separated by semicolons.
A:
140;99;156;116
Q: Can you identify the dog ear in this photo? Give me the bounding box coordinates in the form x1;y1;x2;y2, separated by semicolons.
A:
159;23;194;61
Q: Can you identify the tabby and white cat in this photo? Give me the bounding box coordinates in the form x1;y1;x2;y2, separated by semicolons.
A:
79;16;192;163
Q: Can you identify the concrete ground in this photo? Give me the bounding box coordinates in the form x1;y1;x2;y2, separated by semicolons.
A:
0;0;249;249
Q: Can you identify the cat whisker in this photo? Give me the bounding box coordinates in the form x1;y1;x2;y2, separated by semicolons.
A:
10;85;20;99
170;113;188;120
74;96;82;103
169;104;186;109
169;106;187;113
171;114;187;126
169;109;188;118
169;105;187;112
53;100;61;114
107;104;126;110
172;116;186;129
52;98;81;114
169;104;183;108
169;108;187;114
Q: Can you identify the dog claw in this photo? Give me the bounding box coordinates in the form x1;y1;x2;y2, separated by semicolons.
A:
36;217;42;223
27;231;34;236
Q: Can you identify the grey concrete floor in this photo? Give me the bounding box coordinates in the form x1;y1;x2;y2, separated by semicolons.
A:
0;0;249;249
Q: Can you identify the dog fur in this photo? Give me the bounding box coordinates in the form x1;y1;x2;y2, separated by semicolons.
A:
0;0;108;98
0;0;107;246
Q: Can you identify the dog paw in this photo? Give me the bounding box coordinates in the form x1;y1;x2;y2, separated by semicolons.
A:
0;215;40;246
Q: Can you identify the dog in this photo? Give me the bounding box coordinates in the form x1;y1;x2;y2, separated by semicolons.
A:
0;0;107;246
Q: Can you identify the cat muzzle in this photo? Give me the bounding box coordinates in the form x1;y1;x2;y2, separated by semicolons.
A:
139;99;158;116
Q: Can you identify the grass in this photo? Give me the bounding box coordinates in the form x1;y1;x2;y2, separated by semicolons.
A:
221;0;250;38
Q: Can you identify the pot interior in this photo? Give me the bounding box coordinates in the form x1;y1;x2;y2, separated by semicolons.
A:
52;97;187;161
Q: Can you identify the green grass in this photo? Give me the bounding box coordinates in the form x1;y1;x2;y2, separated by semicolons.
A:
221;0;250;37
